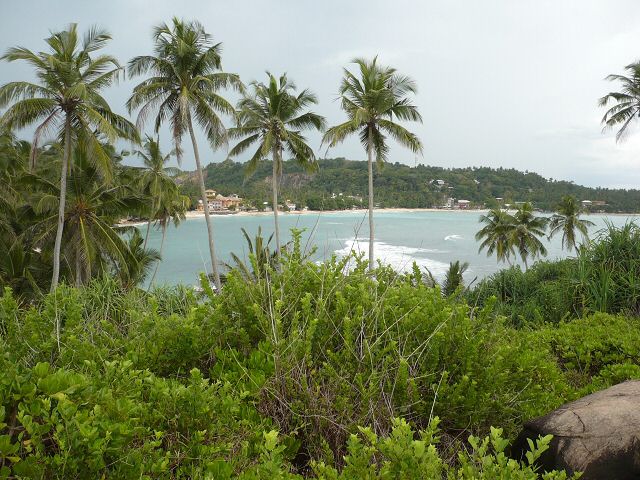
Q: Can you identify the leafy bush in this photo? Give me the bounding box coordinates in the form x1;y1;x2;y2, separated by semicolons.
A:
468;260;577;327
0;358;271;478
531;312;640;391
573;222;640;315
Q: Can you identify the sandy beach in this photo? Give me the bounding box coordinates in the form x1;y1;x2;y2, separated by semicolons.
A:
118;207;635;227
182;207;490;220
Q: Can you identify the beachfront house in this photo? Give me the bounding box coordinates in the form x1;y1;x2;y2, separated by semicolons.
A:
457;199;471;209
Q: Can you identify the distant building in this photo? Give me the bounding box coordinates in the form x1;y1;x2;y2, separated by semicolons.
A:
457;199;471;210
197;191;243;211
205;189;217;200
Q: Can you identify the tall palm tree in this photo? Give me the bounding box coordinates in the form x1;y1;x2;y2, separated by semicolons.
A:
600;62;640;142
228;73;325;257
322;57;423;270
134;135;179;247
127;17;243;291
0;24;138;291
549;195;595;253
511;202;548;269
476;208;515;264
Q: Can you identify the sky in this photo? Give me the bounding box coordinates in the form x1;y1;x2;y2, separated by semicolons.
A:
2;0;640;188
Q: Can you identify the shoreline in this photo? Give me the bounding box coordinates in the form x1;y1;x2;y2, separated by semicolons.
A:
118;207;491;226
116;207;640;227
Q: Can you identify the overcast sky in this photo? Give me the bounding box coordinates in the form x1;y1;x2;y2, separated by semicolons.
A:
2;0;640;188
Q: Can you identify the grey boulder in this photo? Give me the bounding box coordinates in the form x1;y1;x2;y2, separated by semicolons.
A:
511;380;640;479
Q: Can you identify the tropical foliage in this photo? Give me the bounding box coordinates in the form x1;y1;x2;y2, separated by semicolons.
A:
600;61;640;142
470;221;640;325
4;234;639;477
0;24;138;290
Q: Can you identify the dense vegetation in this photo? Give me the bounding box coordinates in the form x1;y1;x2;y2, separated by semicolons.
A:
190;157;640;212
8;233;640;477
469;221;640;326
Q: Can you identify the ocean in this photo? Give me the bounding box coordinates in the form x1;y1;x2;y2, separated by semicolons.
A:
140;210;640;287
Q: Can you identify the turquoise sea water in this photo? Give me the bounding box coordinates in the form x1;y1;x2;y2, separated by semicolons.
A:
140;210;640;286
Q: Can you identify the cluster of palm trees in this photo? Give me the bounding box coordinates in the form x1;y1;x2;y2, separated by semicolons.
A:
0;19;423;293
476;197;594;268
1;18;639;295
0;25;192;297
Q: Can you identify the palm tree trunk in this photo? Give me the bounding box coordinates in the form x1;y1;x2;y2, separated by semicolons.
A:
75;252;82;287
367;128;375;271
149;222;166;287
272;147;281;259
143;219;151;250
187;118;221;291
51;116;71;291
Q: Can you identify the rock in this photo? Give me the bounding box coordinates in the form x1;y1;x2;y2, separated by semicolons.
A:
511;380;640;479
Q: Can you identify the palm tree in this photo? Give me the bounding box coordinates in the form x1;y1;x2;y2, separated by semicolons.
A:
0;24;138;291
27;161;143;287
147;193;189;287
549;196;595;253
134;135;179;247
442;260;469;297
511;202;548;269
600;62;640;142
120;229;161;290
322;57;422;271
127;17;243;291
224;227;279;282
228;73;325;256
476;208;515;264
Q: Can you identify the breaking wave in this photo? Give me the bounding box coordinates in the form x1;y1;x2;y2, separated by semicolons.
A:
334;238;451;278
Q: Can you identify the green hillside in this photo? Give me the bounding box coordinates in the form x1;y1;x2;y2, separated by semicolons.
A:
177;157;640;212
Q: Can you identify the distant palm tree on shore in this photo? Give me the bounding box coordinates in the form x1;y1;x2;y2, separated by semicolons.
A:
476;208;515;265
134;135;179;248
476;203;548;269
549;196;594;253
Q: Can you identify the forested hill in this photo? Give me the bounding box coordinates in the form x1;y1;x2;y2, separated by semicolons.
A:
180;157;640;212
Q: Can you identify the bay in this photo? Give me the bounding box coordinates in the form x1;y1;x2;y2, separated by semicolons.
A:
140;210;640;286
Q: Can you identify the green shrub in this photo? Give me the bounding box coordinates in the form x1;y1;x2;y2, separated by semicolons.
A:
216;252;568;462
532;312;640;391
468;260;577;326
0;357;271;479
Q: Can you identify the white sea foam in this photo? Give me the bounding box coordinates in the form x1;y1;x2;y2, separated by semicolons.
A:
444;234;463;241
334;238;451;278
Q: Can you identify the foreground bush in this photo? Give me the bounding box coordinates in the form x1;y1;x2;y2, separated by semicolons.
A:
2;241;638;476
